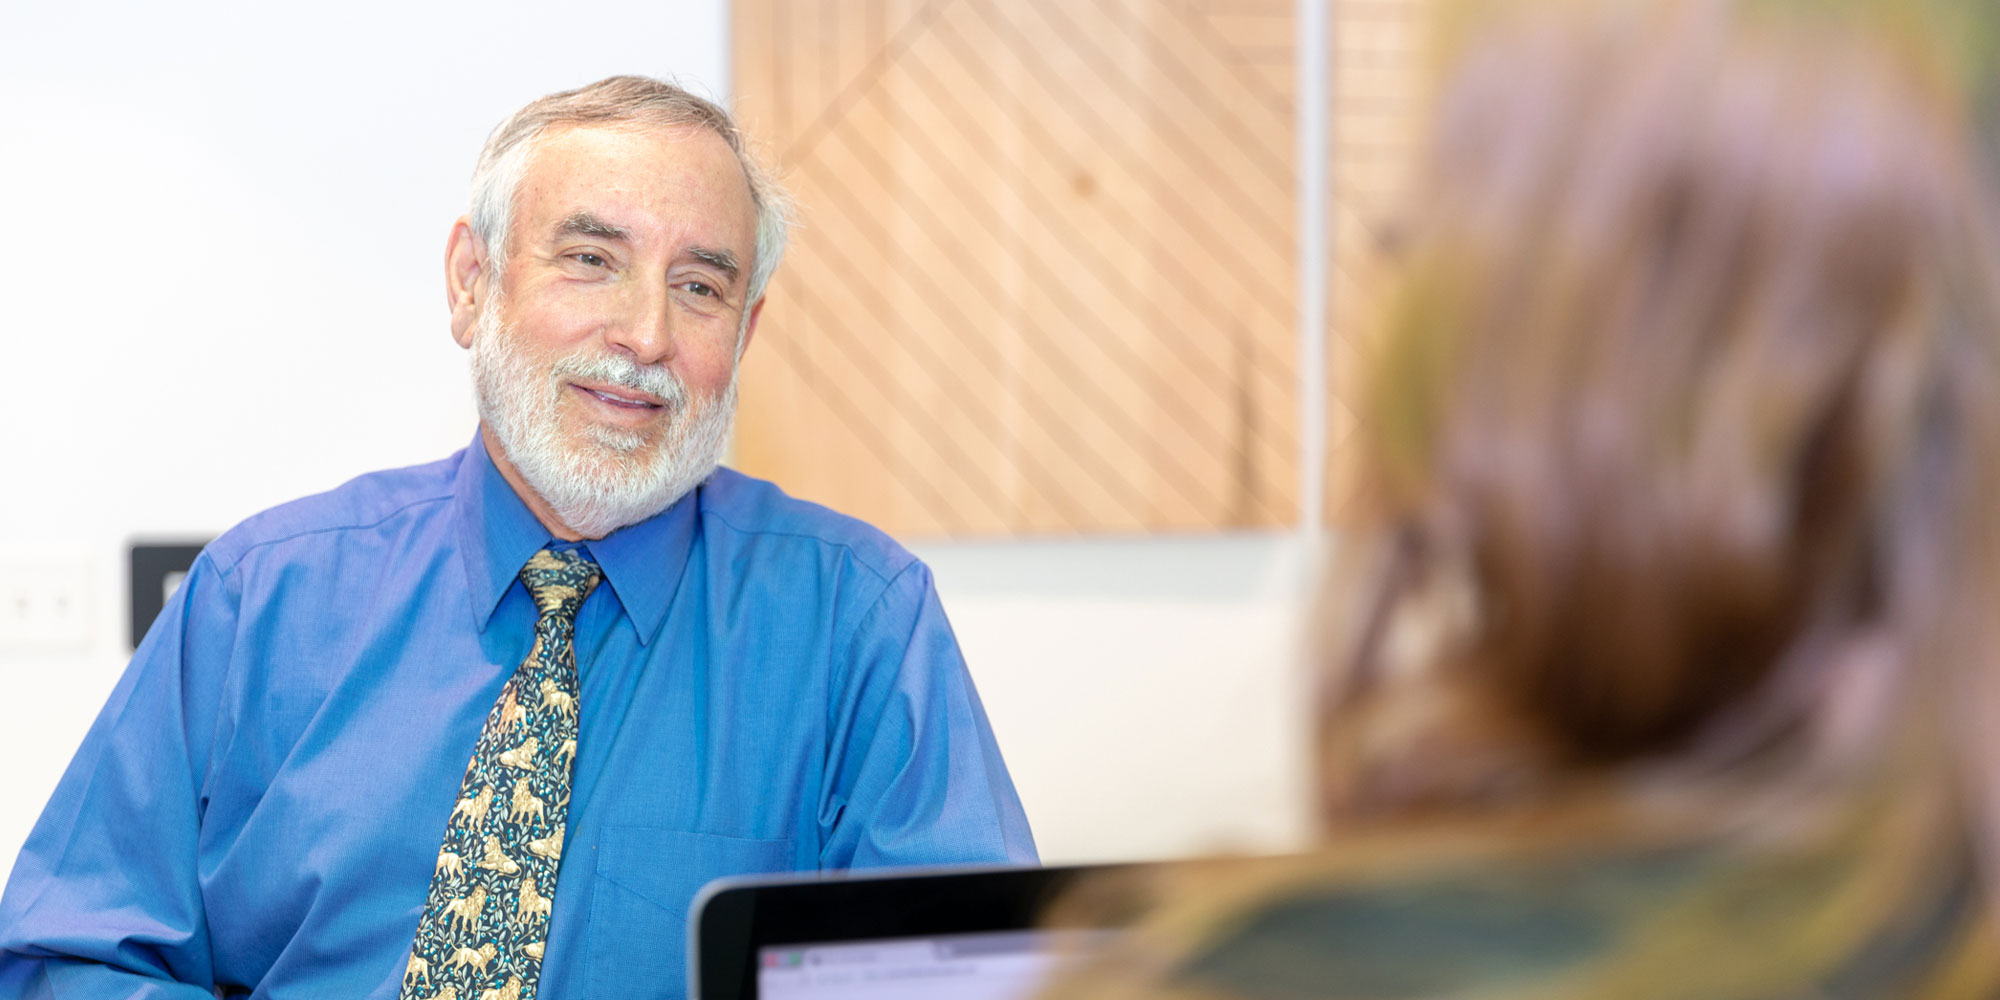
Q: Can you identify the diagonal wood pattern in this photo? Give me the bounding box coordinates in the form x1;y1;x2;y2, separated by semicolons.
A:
733;0;1299;536
732;0;1426;536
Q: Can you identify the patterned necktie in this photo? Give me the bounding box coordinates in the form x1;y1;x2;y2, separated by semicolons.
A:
401;547;600;1000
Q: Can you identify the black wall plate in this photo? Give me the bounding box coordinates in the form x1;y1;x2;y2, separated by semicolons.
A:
129;542;210;651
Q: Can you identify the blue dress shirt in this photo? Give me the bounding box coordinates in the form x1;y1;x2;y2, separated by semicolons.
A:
0;435;1036;999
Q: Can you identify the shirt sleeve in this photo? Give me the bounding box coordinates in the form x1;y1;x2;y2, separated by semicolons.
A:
816;561;1038;869
0;551;236;997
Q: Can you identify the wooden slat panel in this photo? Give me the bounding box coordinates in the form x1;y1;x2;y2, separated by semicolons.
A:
735;0;1300;536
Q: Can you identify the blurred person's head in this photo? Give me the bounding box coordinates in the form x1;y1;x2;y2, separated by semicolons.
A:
1323;0;2000;841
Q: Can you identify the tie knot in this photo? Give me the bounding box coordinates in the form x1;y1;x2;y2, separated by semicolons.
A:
519;548;601;620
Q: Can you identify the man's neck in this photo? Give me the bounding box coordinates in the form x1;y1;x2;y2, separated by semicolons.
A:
478;423;589;542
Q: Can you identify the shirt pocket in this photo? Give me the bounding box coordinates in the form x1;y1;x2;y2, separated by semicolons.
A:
586;826;795;1000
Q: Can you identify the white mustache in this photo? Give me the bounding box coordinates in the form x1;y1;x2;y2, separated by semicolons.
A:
551;353;688;408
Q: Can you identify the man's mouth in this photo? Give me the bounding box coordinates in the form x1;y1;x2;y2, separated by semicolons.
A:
570;381;666;410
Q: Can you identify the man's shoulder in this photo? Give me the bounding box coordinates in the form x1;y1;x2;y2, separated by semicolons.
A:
203;451;465;572
696;467;921;585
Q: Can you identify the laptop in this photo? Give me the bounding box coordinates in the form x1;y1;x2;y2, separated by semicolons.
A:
689;864;1132;1000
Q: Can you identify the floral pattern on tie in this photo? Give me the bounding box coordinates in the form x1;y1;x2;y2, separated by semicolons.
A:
400;548;599;1000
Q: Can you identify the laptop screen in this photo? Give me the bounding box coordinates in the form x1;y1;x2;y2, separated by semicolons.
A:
757;930;1110;1000
691;864;1135;1000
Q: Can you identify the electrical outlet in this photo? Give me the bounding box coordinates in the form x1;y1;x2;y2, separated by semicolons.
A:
0;556;91;651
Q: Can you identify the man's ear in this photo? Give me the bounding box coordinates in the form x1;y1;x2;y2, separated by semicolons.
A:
445;218;489;349
737;298;766;359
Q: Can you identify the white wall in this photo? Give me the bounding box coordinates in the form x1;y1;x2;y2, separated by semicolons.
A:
0;1;1315;875
916;536;1316;863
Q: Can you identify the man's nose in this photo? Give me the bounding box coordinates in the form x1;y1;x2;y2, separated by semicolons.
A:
603;281;675;365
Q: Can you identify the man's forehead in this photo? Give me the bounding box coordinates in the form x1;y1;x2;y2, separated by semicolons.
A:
518;125;754;247
523;124;747;197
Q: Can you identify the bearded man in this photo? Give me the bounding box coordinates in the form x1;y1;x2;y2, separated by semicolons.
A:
0;77;1035;1000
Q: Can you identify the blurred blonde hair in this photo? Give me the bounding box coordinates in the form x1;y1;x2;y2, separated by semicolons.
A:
1325;0;2000;840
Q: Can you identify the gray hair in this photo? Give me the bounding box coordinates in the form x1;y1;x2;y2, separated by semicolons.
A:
467;75;793;306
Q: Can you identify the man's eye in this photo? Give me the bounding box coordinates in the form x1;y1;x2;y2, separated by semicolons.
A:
573;253;608;268
683;281;716;298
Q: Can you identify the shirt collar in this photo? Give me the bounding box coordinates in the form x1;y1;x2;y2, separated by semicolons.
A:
453;431;698;645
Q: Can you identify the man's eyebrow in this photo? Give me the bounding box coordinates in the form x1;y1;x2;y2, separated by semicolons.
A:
555;211;631;242
687;246;741;278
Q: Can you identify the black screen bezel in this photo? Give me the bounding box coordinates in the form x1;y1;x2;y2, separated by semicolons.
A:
692;864;1122;1000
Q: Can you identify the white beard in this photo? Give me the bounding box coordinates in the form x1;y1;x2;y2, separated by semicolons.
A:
469;309;737;538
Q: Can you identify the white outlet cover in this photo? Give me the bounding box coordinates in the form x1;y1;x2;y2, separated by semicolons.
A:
0;555;92;651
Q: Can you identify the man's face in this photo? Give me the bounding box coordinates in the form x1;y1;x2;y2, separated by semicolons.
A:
456;124;761;538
